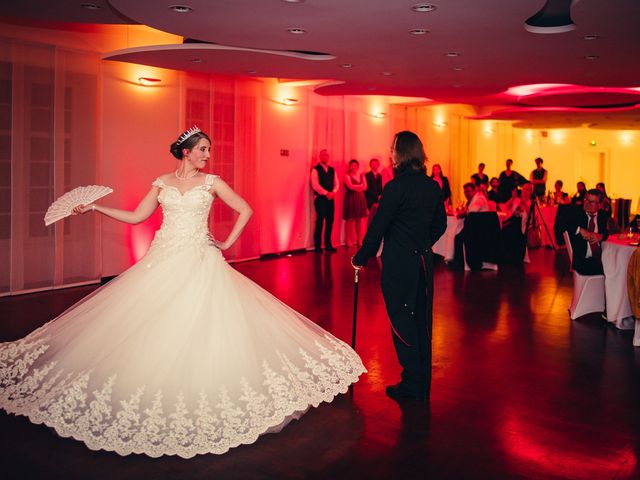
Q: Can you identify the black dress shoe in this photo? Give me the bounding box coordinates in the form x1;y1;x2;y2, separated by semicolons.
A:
385;383;429;403
314;247;323;253
325;246;337;253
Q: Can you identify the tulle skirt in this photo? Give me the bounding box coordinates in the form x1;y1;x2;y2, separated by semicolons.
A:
0;244;366;458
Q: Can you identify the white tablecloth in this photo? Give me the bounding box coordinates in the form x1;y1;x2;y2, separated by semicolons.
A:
433;216;464;261
601;238;638;344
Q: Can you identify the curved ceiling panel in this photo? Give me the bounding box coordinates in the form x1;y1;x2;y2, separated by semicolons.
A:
518;89;640;107
103;44;339;79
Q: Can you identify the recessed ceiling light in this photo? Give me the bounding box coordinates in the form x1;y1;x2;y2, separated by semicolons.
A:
452;83;462;88
409;28;429;35
411;3;437;13
191;58;202;63
368;86;377;91
80;3;100;9
585;55;600;60
247;69;258;74
169;5;193;13
281;0;304;3
583;34;600;41
340;63;353;68
452;66;464;71
445;52;460;57
382;71;393;76
287;28;307;35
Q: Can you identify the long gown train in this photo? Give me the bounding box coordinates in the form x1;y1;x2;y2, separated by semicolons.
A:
0;174;366;458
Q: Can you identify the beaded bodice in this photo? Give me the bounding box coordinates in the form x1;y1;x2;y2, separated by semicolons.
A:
149;174;217;254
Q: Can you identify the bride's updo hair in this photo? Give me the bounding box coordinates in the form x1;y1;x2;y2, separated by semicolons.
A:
169;129;211;160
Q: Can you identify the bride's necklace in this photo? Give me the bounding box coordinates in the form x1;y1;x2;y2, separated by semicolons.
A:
175;168;199;180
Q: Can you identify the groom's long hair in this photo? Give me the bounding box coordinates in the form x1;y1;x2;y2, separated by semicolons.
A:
392;131;427;175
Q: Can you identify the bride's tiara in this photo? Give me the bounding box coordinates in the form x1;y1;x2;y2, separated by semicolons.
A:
177;125;201;145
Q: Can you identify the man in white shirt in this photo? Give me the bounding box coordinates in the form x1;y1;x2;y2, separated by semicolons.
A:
457;182;490;217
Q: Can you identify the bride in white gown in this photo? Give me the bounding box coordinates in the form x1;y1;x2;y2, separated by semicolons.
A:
0;127;366;458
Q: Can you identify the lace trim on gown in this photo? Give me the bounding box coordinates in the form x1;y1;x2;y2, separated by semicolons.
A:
0;333;365;458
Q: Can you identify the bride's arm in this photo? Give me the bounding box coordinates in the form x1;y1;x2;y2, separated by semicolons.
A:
210;177;253;250
73;187;160;224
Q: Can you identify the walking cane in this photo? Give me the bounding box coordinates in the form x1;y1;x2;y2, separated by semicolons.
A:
350;263;361;396
351;265;361;350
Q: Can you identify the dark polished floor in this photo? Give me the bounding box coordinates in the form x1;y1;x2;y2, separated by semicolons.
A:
1;247;639;480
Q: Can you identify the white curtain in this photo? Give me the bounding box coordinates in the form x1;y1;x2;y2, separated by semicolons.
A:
0;38;100;296
183;73;260;262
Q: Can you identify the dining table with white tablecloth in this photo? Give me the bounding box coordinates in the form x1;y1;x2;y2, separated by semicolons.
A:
601;236;639;345
432;211;508;262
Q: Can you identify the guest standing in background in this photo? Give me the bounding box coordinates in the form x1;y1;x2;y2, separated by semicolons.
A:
571;181;587;207
343;159;368;246
310;149;339;252
364;157;384;225
498;158;527;203
431;163;452;210
530;157;548;200
471;162;489;191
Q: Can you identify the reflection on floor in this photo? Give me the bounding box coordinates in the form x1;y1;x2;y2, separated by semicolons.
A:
1;247;638;480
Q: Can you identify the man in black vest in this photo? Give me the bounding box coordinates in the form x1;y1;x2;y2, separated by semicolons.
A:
352;131;447;403
310;149;339;252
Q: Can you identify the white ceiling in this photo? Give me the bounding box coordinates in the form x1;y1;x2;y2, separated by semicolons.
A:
2;0;640;128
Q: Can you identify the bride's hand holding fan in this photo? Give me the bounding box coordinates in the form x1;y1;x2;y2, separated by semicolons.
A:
72;204;96;215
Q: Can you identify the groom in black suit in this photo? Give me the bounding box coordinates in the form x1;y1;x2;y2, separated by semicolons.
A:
566;188;608;275
352;131;446;403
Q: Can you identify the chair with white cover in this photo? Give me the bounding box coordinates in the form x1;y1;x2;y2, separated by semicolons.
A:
563;231;605;319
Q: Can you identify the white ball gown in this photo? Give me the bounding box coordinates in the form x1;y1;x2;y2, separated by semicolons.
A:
0;174;366;458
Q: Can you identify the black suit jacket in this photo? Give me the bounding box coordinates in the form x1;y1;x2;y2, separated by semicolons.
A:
432;175;451;203
364;171;383;209
353;169;446;316
567;210;609;275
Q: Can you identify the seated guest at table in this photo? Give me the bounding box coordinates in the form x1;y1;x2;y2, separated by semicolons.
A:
501;188;527;263
471;163;489;190
488;177;500;204
456;182;490;218
566;188;609;275
501;186;525;221
595;182;612;217
553;180;570;205
431;163;452;210
529;157;548;201
452;183;495;267
571;181;587;206
498;158;527;203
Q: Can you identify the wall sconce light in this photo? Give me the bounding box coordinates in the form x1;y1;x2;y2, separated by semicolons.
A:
367;112;386;119
138;77;161;86
281;98;298;106
433;121;447;128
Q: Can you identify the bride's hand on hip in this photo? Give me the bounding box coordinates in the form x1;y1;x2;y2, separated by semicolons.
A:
212;238;229;250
